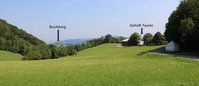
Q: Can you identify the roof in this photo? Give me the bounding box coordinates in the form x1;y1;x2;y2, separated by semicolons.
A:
138;40;144;45
166;41;179;47
122;39;129;42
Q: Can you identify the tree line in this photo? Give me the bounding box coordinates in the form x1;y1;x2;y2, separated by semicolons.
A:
23;35;126;60
0;19;45;55
128;32;167;46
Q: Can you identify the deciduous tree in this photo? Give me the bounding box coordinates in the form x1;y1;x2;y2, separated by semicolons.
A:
128;32;141;46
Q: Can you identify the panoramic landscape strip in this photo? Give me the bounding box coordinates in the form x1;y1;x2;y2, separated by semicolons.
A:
0;0;199;86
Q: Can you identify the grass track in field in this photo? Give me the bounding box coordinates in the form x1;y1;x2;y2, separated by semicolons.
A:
0;44;198;86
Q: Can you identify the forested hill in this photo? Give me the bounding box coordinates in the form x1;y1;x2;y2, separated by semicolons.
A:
0;19;125;60
0;19;45;55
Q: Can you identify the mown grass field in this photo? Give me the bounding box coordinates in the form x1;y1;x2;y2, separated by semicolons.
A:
0;51;22;61
0;44;199;86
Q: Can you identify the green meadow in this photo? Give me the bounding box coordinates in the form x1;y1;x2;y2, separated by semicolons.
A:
0;44;198;86
0;51;22;61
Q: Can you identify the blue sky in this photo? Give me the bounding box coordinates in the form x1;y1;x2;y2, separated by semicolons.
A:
0;0;180;43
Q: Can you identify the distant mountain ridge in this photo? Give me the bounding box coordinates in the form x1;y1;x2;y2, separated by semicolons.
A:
54;38;92;45
54;36;127;46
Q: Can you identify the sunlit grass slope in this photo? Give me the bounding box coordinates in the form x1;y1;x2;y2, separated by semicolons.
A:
0;44;198;86
0;51;22;61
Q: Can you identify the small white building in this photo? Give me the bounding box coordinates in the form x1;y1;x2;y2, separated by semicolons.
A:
165;41;179;52
122;39;144;46
138;40;144;46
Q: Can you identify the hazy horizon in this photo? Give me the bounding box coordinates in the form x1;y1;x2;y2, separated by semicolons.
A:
0;0;180;43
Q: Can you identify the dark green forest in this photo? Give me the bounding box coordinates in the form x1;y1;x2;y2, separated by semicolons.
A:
165;0;199;52
0;19;45;55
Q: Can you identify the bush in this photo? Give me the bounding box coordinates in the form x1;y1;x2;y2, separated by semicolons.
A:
143;33;153;45
68;49;77;56
57;46;68;57
104;34;112;43
36;44;51;59
22;51;42;60
49;44;58;59
153;32;166;45
128;32;141;46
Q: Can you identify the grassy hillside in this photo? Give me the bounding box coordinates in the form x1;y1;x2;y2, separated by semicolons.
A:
0;51;23;61
0;44;198;86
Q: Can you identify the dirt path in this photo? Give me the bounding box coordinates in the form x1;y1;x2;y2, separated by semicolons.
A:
117;44;123;47
118;45;199;61
171;54;199;61
155;52;199;61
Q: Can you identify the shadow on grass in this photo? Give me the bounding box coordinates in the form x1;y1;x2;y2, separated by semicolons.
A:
137;46;199;61
137;46;165;56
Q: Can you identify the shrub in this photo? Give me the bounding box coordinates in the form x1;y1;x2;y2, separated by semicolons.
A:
143;33;153;45
153;32;165;45
128;32;141;46
22;51;42;60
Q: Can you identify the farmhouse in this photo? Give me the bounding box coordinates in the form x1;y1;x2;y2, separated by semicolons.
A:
122;39;144;46
165;41;179;52
122;39;129;46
